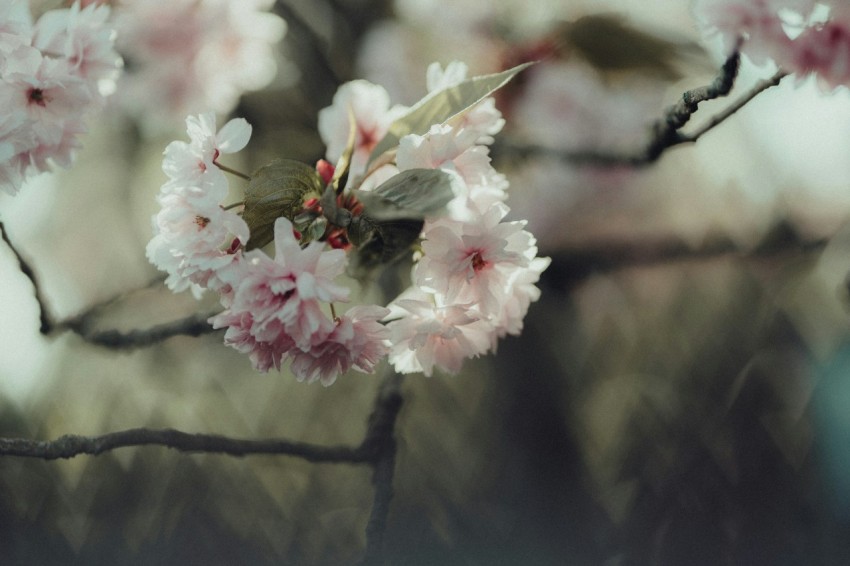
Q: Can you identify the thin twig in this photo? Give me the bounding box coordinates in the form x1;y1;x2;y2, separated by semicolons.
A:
1;222;53;333
681;70;788;143
55;311;220;349
496;52;789;167
2;221;218;348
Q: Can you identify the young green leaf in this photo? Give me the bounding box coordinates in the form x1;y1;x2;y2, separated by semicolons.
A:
366;61;533;166
241;159;324;250
332;106;358;192
351;168;455;221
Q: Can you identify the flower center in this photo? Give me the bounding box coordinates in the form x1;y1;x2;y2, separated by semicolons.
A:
194;215;211;229
470;251;488;272
27;88;49;107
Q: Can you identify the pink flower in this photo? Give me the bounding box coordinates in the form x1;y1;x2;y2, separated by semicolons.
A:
492;256;551;341
290;305;391;385
113;0;285;129
32;1;122;96
211;309;295;373
693;0;810;61
385;288;493;377
318;79;408;181
217;217;349;354
0;0;32;58
786;14;850;90
396;123;507;216
415;204;532;316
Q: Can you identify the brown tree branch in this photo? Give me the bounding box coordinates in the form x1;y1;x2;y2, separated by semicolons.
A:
53;311;220;349
0;369;408;563
359;373;404;565
1;222;52;334
495;52;788;167
0;427;366;463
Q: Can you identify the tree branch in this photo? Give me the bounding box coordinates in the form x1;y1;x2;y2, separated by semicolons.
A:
1;221;220;348
495;52;788;167
0;369;408;564
54;311;219;349
542;221;829;291
0;427;366;463
1;222;52;334
359;373;404;565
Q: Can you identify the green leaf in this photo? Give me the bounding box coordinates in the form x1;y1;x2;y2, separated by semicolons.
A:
241;159;324;250
351;169;455;221
366;62;533;166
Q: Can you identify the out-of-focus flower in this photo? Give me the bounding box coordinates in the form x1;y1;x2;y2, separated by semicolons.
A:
113;0;285;130
0;1;121;195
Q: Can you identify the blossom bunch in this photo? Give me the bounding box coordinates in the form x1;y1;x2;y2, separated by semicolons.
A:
148;61;548;384
0;0;121;195
694;0;850;90
113;0;286;129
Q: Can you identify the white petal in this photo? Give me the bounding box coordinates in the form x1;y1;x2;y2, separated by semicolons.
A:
216;118;252;153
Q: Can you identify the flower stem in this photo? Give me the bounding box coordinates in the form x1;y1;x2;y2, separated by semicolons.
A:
221;201;244;211
215;161;250;181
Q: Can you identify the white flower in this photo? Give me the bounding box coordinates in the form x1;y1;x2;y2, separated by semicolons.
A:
385;288;493;377
415;204;531;316
146;194;249;294
318;79;407;182
161;112;252;199
148;112;254;294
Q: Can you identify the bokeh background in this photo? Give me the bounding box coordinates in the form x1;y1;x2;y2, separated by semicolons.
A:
4;0;850;563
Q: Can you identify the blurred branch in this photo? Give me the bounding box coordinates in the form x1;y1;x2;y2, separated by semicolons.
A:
275;0;347;87
53;311;219;349
0;369;407;563
1;221;218;348
544;221;828;290
497;52;787;166
359;373;404;565
0;427;366;463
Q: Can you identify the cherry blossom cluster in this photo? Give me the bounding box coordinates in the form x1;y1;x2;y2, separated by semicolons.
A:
146;112;391;383
694;0;850;89
148;62;548;384
112;0;286;130
0;0;121;195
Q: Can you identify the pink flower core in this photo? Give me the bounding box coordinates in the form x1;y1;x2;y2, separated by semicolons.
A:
470;251;488;272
